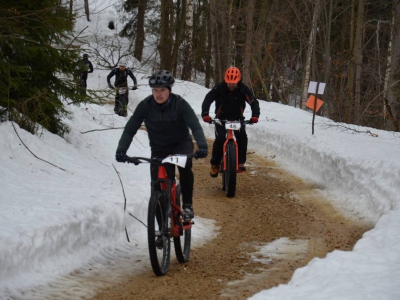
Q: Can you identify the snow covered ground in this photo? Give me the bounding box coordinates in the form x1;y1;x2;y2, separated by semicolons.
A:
1;0;400;299
1;75;400;299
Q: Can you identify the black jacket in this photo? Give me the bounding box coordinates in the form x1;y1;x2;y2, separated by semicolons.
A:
201;82;260;120
107;68;137;87
117;93;207;152
78;59;93;80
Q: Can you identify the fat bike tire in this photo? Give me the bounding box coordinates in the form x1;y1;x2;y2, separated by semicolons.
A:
79;79;87;95
147;191;170;276
118;94;128;116
224;140;237;197
173;185;191;263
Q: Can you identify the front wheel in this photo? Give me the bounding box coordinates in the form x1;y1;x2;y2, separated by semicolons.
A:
147;191;170;276
224;140;237;197
173;185;191;263
117;94;128;116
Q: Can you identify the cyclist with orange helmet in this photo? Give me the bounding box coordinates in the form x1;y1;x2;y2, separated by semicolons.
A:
201;67;260;177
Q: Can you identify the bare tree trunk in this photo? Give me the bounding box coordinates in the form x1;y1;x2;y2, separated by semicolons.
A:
134;0;147;62
345;0;357;123
210;0;228;83
227;1;234;66
251;54;272;102
384;0;400;131
170;0;186;75
301;0;321;109
84;0;90;21
159;0;174;70
323;0;333;116
205;0;212;88
353;0;364;124
182;0;194;80
69;0;73;15
243;0;254;86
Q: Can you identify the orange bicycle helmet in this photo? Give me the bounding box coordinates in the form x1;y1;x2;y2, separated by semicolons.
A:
224;67;241;84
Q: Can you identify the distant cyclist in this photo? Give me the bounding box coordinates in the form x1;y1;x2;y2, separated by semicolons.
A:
201;67;260;177
77;53;93;95
115;70;208;220
107;61;138;115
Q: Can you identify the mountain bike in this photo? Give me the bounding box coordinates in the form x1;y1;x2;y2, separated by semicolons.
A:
114;86;129;117
126;154;196;276
78;73;87;95
210;119;252;198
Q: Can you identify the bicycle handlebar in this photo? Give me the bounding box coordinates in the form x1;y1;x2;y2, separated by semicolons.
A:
209;118;253;125
113;86;137;89
125;154;198;165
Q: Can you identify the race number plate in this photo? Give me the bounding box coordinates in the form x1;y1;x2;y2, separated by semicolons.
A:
225;121;241;130
162;155;188;168
118;87;128;94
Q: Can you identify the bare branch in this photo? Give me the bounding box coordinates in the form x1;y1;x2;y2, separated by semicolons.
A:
80;127;125;134
11;122;67;171
322;121;379;137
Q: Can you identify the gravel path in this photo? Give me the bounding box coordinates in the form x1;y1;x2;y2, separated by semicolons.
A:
92;143;370;300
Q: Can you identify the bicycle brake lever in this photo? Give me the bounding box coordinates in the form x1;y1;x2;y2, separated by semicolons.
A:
127;157;140;165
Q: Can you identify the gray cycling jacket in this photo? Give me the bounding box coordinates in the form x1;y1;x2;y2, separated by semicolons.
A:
117;93;207;152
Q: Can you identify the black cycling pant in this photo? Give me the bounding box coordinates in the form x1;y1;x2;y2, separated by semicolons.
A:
150;138;194;206
114;87;129;113
79;76;87;95
210;123;248;166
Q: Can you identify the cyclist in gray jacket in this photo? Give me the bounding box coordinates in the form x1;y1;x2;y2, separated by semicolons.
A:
115;70;208;220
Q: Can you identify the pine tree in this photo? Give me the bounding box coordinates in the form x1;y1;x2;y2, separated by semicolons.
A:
0;0;86;136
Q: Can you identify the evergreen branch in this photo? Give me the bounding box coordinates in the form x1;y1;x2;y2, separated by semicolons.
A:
10;121;67;171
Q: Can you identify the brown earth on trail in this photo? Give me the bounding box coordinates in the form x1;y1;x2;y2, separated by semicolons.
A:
92;141;371;300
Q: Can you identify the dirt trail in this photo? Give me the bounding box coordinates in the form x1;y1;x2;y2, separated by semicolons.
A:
92;142;371;300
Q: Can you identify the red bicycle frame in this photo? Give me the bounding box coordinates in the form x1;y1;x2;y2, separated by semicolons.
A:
157;165;191;238
222;126;239;173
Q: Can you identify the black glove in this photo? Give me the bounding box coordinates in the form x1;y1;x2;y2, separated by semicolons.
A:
131;86;138;90
195;148;208;159
116;150;127;162
108;83;114;89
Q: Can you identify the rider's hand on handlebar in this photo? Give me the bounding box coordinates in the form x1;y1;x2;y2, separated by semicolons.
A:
131;85;138;90
202;116;211;123
116;150;127;162
108;83;114;90
250;117;259;124
194;147;208;159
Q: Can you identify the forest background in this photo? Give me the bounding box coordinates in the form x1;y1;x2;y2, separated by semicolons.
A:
1;0;400;135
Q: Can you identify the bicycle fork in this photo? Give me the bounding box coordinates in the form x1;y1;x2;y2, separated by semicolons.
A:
222;130;239;172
